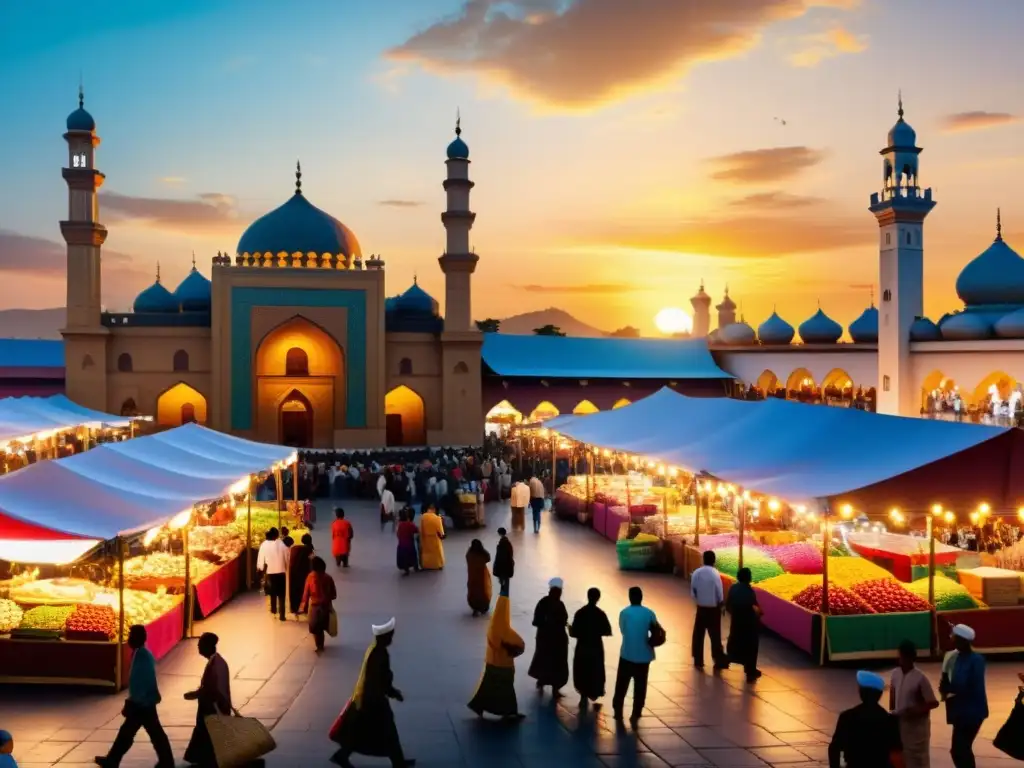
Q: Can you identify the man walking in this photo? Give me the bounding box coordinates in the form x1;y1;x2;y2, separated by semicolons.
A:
94;625;175;768
510;477;530;532
257;527;289;621
528;473;545;534
612;586;659;726
690;550;728;670
493;527;514;591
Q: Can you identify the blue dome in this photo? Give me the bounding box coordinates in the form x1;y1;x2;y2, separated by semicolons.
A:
887;118;916;148
173;267;211;312
133;280;178;313
67;106;95;132
447;136;469;160
909;316;941;341
394;281;439;315
237;191;361;262
940;312;991;341
719;321;756;345
955;236;1024;306
798;308;842;344
848;306;878;343
757;311;794;345
994;308;1024;339
385;296;400;313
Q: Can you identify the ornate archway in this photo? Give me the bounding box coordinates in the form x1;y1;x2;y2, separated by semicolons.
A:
612;398;631;410
972;371;1017;408
785;368;816;399
279;389;313;448
920;370;957;413
572;399;599;415
385;385;426;446
527;401;560;422
156;382;208;427
756;370;779;395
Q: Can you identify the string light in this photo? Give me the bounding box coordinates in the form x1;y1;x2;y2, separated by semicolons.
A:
767;499;781;512
978;502;991;516
1018;507;1024;522
944;511;955;524
969;511;980;525
931;503;943;517
839;503;854;519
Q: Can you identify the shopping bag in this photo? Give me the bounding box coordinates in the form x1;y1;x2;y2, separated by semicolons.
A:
994;690;1024;759
327;608;338;638
648;620;667;648
328;699;353;742
204;712;276;767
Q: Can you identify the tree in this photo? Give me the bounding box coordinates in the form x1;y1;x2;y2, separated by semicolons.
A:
533;324;566;337
608;326;640;338
476;318;501;333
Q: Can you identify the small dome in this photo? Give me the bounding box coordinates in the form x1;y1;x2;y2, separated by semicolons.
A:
67;107;95;132
887;118;916;148
940;312;991;341
173;266;211;312
909;317;941;341
394;281;439;315
757;312;794;345
719;321;756;345
955;235;1024;307
848;306;878;343
690;281;711;306
133;280;178;314
716;291;736;311
994;308;1024;339
384;296;400;313
707;328;721;344
447;136;469;160
798;308;843;344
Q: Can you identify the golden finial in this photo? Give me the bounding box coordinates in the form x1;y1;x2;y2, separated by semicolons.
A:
897;89;904;121
155;262;161;283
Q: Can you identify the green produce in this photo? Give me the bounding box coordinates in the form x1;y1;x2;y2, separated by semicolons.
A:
713;546;784;583
907;574;984;610
0;598;23;633
20;605;75;631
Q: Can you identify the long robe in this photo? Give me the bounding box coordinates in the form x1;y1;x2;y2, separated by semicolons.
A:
725;582;760;673
332;639;404;759
493;538;514;582
466;547;493;614
528;595;569;690
287;543;312;614
569;603;612;701
419;511;446;570
331;518;353;558
469;591;524;717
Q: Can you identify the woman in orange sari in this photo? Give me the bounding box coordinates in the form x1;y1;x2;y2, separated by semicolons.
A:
468;582;525;721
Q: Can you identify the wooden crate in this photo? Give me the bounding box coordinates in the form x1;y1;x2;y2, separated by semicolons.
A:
958;566;1022;607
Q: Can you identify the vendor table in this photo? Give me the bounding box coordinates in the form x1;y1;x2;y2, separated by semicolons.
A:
824;611;932;661
937;606;1024;654
193;556;244;619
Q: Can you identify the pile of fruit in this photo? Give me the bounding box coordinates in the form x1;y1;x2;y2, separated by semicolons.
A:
850;579;932;614
0;598;23;633
65;604;118;640
826;557;895;589
757;574;821;600
19;605;76;630
189;525;246;563
122;552;218;585
712;546;785;583
906;574;984;610
792;584;875;615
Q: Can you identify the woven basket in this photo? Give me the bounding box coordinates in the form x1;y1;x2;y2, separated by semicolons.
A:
205;713;276;767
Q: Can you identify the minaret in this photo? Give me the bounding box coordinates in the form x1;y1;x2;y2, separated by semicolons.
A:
60;86;110;410
716;287;737;329
869;93;936;416
438;113;478;332
690;281;711;337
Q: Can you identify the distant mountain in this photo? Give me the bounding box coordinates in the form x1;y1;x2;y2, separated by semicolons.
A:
0;308;65;339
496;307;607;337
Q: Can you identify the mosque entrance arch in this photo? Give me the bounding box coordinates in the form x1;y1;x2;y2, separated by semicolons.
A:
756;370;780;396
920;370;957;415
156;382;208;427
785;368;816;400
385;385;426;446
279;390;313;448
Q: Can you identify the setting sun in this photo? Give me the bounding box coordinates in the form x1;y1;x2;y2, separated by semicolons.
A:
654;307;693;335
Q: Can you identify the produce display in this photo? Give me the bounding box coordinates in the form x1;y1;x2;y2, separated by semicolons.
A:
906;574;984;610
10;577;99;606
123;552;218;585
760;542;823;574
711;546;784;582
792;584;875;615
825;556;894;588
19;605;76;630
189;525;246;562
92;587;181;631
757;573;821;600
850;579;931;614
0;598;23;632
65;604;117;640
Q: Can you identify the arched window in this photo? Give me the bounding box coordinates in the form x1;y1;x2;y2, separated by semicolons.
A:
181;403;197;424
117;353;133;373
453;361;469;374
173;349;189;372
285;347;309;376
120;398;138;417
399;358;413;376
81;354;94;370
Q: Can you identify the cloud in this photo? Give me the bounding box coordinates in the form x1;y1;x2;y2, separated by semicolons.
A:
516;282;640;294
377;199;425;208
99;191;240;234
159;176;187;185
788;26;867;67
728;191;824;210
0;230;139;273
386;0;860;111
941;111;1021;134
707;146;825;184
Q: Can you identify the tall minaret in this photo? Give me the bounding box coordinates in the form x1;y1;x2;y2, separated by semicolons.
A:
690;281;711;337
869;94;935;416
438;114;478;332
60;87;110;409
716;287;737;329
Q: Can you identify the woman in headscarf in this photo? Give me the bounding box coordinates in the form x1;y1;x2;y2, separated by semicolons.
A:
395;508;418;576
468;582;525;721
329;619;414;768
299;556;337;652
288;533;314;615
418;504;446;571
725;566;762;683
569;587;613;708
466;539;492;617
528;578;570;698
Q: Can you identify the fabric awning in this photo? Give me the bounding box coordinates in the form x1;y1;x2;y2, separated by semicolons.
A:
0;394;137;443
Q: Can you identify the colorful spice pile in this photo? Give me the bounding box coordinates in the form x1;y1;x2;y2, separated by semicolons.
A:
760;542;823;574
906;575;984;610
757;574;821;601
850;579;932;614
712;546;784;582
792;584;875;615
65;604;118;640
826;556;894;589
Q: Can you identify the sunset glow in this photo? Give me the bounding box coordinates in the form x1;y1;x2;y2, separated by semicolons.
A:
654;307;694;336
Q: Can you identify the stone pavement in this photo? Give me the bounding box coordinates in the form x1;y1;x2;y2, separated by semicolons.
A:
2;498;1022;767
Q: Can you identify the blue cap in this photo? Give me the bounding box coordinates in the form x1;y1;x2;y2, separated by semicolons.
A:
856;670;885;691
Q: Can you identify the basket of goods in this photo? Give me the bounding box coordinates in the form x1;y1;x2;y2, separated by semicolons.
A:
65;603;118;641
850;579;931;614
0;598;23;633
792;584;875;615
13;605;76;639
9;577;99;606
616;533;661;570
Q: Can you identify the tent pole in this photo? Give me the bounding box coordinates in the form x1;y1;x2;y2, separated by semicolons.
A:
820;511;830;665
517;433;523;476
927;513;936;656
184;518;194;639
585;446;592;522
694;486;701;549
293;457;299;513
246;477;254;590
115;536;125;690
550;434;556;498
275;468;283;525
738;495;745;570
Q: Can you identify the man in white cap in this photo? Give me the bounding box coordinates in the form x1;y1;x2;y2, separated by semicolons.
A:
528;578;569;698
330;618;415;767
828;670;901;768
940;624;987;768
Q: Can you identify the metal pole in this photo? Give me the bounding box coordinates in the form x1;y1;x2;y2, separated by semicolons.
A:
246;477;253;590
184;520;194;639
694;486;701;548
115;536;125;690
293;458;299;512
738;496;745;570
927;514;936;606
821;517;830;615
275;468;283;525
550;435;556;497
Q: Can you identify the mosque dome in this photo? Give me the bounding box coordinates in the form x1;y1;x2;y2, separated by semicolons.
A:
133;277;177;314
67;106;95;132
756;311;794;345
172;264;212;312
940;312;991;341
909;316;941;341
707;328;721;344
384;296;400;313
447;135;470;160
798;308;842;344
718;321;756;345
887;117;916;148
237;165;361;263
955;220;1024;306
394;280;439;315
994;308;1024;339
848;306;879;343
716;291;736;311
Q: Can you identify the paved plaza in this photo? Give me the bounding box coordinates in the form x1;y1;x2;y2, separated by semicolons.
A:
1;499;1022;767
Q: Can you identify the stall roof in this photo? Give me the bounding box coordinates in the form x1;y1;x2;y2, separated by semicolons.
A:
481;335;733;380
0;394;136;444
546;388;1024;510
153;423;294;466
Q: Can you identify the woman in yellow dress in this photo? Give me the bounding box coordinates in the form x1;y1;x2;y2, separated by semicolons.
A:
468;582;525;720
418;504;446;570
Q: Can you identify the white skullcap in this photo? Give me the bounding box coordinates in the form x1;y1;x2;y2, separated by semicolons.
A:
372;617;396;636
951;624;976;642
549;577;564;589
856;670;885;691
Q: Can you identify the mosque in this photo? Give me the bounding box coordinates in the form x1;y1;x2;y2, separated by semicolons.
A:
27;92;1024;447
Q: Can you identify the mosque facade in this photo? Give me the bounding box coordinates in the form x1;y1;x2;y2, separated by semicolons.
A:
60;92;482;449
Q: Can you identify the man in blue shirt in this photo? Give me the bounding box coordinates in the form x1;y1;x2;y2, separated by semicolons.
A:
95;625;175;768
940;623;988;768
612;586;660;726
